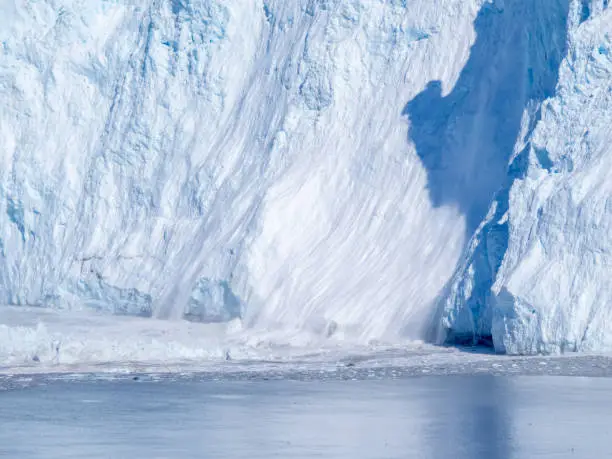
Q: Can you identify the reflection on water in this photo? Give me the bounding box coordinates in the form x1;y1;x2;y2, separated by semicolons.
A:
0;376;610;458
424;376;511;459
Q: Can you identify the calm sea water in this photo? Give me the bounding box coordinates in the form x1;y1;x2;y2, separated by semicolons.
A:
1;375;611;458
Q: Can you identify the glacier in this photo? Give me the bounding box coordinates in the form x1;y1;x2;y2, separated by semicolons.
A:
0;0;611;364
438;0;612;354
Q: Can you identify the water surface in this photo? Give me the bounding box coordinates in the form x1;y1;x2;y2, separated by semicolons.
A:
1;375;609;458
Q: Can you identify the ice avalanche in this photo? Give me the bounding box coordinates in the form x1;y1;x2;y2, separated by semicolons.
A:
0;0;611;359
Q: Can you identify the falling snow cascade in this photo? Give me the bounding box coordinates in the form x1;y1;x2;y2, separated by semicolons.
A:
0;0;611;363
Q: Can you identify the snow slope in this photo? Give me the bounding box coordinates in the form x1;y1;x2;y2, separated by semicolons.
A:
1;0;611;359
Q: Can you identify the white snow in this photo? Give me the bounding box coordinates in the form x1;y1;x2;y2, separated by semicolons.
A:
1;0;611;363
0;305;454;373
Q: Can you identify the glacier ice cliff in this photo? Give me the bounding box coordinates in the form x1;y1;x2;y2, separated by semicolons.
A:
438;0;612;353
1;0;611;355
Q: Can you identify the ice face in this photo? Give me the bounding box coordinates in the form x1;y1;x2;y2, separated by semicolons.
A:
488;4;612;354
0;0;474;346
1;0;611;357
440;1;612;354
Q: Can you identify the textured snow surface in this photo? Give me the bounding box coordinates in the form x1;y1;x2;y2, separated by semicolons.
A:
1;0;611;361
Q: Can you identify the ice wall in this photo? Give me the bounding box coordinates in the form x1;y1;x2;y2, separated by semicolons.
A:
439;0;612;354
2;0;611;354
0;0;485;344
489;2;612;354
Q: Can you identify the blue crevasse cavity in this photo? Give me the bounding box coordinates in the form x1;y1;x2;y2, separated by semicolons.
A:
184;278;242;323
580;0;591;23
74;278;153;317
7;197;25;242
